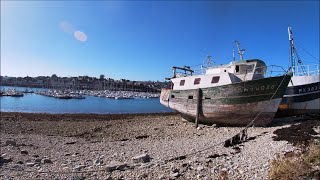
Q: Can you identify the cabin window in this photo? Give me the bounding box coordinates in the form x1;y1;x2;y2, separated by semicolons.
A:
255;66;265;75
235;65;240;73
194;78;201;85
211;76;220;83
180;80;185;86
246;65;254;73
188;95;193;99
235;65;248;74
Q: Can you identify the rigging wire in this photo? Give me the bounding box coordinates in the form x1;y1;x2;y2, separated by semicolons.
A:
297;45;320;63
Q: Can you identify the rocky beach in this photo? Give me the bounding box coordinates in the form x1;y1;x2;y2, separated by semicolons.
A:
0;112;319;179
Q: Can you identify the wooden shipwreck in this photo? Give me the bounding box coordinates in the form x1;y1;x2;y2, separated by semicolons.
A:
160;52;292;126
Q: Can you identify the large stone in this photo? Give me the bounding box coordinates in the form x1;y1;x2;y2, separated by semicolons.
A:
42;158;53;164
35;158;42;164
20;150;29;155
16;161;24;164
132;153;151;163
5;140;16;146
105;161;128;172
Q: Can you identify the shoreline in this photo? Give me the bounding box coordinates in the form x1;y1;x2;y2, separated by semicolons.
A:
1;112;319;179
0;111;178;121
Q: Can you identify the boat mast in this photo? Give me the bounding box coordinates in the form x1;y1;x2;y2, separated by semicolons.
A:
232;49;235;61
288;26;295;72
288;26;306;75
235;40;245;61
207;55;213;66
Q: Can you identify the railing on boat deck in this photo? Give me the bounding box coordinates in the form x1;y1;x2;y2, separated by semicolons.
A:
292;64;320;76
173;65;205;78
266;65;288;77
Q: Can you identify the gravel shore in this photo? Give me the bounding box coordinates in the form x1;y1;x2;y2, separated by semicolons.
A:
1;112;319;179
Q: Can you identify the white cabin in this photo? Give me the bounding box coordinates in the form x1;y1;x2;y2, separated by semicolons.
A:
171;59;267;90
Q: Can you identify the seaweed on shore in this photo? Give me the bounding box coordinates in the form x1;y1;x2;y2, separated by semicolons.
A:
273;115;320;146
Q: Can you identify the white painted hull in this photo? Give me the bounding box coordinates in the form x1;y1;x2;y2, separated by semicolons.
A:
277;74;320;116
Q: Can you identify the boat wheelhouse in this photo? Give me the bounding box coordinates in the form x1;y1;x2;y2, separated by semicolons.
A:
171;59;267;91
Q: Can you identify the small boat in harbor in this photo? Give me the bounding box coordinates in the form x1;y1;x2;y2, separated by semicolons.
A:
23;88;34;93
2;89;24;97
276;26;320;117
160;43;292;126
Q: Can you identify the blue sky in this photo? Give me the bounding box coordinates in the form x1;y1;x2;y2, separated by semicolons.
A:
1;1;319;81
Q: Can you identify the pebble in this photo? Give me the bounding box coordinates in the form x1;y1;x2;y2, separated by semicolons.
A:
197;166;204;171
93;158;103;166
71;176;86;180
105;161;128;172
12;164;24;171
158;174;165;179
132;153;151;163
26;162;36;167
197;174;205;179
73;165;86;171
170;172;180;178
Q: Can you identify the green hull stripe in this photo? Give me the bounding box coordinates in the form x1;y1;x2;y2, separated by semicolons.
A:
170;75;291;105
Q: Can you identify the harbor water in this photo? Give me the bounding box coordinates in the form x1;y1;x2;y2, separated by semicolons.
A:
0;86;172;114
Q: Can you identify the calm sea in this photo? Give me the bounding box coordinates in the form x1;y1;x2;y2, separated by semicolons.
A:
0;86;172;114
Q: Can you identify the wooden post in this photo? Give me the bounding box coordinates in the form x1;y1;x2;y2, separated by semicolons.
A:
195;88;202;128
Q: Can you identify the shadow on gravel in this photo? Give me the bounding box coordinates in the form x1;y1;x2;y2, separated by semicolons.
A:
0;157;12;166
272;114;320;146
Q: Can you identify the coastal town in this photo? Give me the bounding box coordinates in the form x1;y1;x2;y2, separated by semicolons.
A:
0;75;169;92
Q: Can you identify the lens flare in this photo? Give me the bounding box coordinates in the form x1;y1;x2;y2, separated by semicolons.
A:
74;31;87;42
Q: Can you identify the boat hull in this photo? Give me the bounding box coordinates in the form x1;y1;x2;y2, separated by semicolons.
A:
276;75;320;117
161;75;291;126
